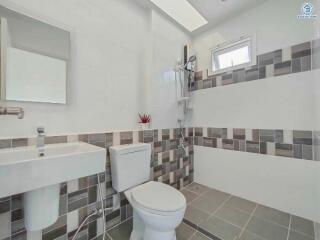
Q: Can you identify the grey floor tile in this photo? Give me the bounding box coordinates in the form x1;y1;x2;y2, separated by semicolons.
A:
291;216;315;237
190;232;212;240
254;205;290;227
199;216;241;240
246;216;288;240
107;219;132;240
239;231;266;240
186;183;211;195
181;189;200;203
190;190;230;214
185;205;210;226
288;230;314;240
214;205;251;228
176;223;196;240
224;196;257;214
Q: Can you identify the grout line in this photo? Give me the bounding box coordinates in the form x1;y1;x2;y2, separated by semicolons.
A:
206;194;232;221
196;231;215;240
188;230;198;240
238;203;258;239
106;231;114;240
251;206;291;229
181;188;202;205
286;215;292;240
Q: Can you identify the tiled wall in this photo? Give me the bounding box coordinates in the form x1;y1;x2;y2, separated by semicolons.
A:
191;39;320;91
0;128;194;240
193;127;316;161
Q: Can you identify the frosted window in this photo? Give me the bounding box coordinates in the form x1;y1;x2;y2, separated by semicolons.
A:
212;39;252;72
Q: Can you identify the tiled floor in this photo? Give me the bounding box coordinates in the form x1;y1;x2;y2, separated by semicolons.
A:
182;183;316;240
105;182;316;240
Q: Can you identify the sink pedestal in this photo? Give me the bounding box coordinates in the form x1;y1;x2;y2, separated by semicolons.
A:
24;184;60;231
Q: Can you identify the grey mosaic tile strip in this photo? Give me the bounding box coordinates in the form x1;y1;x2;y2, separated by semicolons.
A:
193;127;315;161
192;39;318;92
0;128;194;240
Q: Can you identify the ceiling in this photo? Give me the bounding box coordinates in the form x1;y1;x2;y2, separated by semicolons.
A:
135;0;267;36
187;0;267;35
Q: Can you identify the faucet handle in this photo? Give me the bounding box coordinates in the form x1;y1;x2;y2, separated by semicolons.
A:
37;127;45;134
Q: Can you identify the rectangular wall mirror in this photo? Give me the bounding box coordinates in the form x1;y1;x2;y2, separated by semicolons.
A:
0;5;70;104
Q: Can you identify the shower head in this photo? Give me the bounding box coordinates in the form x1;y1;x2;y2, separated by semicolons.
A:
188;55;196;63
178;55;196;69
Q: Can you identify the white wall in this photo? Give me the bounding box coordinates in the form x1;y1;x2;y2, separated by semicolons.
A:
194;146;320;222
191;0;320;222
191;71;315;130
192;0;316;74
0;0;190;138
313;0;320;229
148;11;190;129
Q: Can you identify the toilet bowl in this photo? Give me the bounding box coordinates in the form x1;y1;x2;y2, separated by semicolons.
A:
109;143;186;240
125;181;186;240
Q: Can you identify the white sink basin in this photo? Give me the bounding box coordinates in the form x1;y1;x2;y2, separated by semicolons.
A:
0;142;106;231
0;142;106;198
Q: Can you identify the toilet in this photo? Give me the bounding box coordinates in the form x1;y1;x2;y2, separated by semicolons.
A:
109;143;186;240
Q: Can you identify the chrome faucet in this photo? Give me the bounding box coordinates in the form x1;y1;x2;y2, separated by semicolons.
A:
37;127;45;156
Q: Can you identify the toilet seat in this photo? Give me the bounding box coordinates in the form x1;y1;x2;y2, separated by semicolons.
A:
130;181;186;216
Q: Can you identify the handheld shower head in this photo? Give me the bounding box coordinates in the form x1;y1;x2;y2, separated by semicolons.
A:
179;55;196;69
188;55;196;63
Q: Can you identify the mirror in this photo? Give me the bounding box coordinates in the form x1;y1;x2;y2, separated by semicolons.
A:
0;5;70;104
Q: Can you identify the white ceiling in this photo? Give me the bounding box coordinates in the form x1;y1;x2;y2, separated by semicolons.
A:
135;0;267;35
187;0;267;34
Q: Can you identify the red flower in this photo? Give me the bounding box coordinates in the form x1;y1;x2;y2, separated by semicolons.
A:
139;114;151;123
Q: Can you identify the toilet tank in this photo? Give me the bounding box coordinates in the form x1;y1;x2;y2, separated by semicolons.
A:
109;143;151;192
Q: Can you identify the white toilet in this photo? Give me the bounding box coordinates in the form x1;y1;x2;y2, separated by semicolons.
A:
109;143;186;240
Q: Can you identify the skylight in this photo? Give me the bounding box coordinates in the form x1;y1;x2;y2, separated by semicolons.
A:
150;0;208;32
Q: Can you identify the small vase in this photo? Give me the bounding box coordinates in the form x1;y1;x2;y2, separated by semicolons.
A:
140;123;150;130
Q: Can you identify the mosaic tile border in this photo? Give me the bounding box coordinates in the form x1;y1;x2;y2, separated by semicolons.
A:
191;39;320;91
0;128;194;240
192;127;316;161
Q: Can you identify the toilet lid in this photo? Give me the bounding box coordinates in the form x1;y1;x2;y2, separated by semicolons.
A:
131;181;186;213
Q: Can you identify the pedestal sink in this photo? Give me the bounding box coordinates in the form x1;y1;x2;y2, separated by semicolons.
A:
0;142;106;231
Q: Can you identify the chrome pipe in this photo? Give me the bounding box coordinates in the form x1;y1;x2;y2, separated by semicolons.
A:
0;106;24;119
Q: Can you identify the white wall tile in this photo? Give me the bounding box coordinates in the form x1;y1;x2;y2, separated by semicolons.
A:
170;172;174;184
67;135;79;142
283;130;293;144
170;150;174;161
132;131;139;144
282;47;292;62
169;129;174;139
267;142;276;155
203;127;208;137
245;129;253;141
266;64;274;78
97;217;104;236
112;132;120;146
158;152;162;165
227;128;233;139
67;210;79;233
0;0;189;137
67;179;79;193
216;75;222;86
0;212;10;239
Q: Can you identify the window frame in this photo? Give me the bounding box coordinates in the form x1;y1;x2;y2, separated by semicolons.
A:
211;37;255;74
